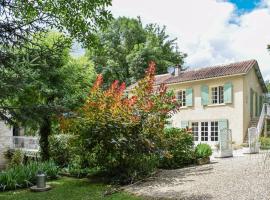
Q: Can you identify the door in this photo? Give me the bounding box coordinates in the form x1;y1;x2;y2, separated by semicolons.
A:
192;121;219;147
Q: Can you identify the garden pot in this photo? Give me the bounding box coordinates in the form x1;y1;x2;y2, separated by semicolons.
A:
197;157;210;165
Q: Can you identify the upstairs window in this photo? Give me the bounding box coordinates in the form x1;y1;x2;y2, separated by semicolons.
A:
177;90;186;107
211;86;224;104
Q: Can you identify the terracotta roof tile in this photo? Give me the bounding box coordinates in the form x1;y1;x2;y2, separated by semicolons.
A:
126;59;268;92
163;59;257;84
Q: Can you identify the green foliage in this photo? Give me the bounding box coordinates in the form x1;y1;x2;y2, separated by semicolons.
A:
0;161;59;191
3;149;14;162
259;137;270;149
2;32;96;161
62;62;179;184
8;150;24;168
108;154;159;184
160;128;195;169
49;134;77;167
1;0;112;47
63;155;99;178
195;144;212;159
1;0;112;139
87;17;186;87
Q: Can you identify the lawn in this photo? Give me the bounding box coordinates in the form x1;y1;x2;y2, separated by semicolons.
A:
0;177;142;200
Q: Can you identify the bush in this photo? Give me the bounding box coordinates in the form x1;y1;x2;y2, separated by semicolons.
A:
195;144;212;159
64;155;90;178
0;160;59;191
60;62;179;184
8;149;24;167
49;134;76;167
259;137;270;149
107;154;159;184
159;128;195;169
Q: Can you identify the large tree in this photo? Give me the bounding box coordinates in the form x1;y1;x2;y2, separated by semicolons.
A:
0;0;112;123
87;17;186;87
0;0;112;48
4;32;95;160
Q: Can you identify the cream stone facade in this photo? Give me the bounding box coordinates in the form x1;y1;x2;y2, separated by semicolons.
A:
169;75;244;145
127;60;268;147
0;121;13;169
167;62;267;146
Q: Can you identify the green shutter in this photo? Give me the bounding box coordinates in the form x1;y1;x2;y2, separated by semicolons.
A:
186;88;193;107
259;96;263;113
250;88;253;117
218;119;228;132
224;82;233;103
255;93;259;116
201;85;209;106
181;121;189;129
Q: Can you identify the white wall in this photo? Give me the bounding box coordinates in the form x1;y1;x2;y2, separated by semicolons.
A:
168;75;244;145
0;121;13;169
243;66;264;139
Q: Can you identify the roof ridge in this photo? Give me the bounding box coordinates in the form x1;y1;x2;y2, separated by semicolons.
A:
183;59;257;73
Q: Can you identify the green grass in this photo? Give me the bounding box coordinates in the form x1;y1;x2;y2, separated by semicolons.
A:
0;177;143;200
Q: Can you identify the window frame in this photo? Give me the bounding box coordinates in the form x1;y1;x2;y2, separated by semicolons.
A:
211;85;224;104
210;121;219;141
200;121;209;141
191;122;199;141
191;120;220;143
176;89;186;107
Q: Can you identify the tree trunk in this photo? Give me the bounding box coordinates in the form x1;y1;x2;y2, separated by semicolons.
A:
39;116;51;161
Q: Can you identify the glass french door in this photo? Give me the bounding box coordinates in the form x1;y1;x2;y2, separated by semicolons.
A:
192;121;219;146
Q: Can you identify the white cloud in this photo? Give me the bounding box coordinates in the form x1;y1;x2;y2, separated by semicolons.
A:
110;0;270;80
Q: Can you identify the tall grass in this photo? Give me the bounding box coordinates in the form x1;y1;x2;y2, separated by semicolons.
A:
0;161;59;191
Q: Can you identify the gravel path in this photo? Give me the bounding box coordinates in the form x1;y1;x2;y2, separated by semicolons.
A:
125;150;270;200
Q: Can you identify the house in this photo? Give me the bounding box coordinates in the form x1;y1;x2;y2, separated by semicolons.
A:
0;121;13;169
128;59;269;146
0;121;39;169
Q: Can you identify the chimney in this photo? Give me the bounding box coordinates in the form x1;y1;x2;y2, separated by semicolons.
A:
174;65;180;76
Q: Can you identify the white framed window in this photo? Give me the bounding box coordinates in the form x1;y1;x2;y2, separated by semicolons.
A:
177;90;186;107
211;121;218;141
211;86;224;104
201;122;209;141
191;122;199;141
191;121;220;143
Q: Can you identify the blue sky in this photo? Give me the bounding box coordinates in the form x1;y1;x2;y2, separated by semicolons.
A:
229;0;261;11
110;0;270;80
72;0;270;81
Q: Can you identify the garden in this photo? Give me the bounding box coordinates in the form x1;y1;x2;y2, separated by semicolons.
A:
0;62;212;199
0;1;213;199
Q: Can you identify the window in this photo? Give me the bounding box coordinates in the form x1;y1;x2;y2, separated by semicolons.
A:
192;121;221;143
211;86;224;104
211;121;218;141
177;90;186;107
192;122;199;141
201;122;208;141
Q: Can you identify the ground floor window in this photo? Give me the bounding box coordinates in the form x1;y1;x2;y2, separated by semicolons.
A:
211;121;218;141
191;122;199;141
191;121;219;142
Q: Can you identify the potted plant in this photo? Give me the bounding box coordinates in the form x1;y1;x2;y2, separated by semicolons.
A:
195;143;212;165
